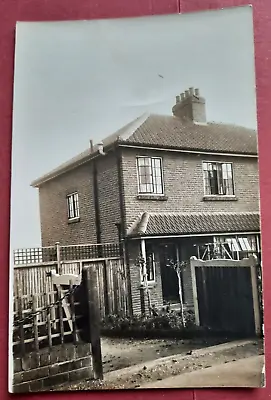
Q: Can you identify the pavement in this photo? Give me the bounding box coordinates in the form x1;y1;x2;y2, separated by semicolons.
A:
139;355;265;389
105;339;255;380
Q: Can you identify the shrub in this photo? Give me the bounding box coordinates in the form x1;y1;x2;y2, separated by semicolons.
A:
101;308;199;338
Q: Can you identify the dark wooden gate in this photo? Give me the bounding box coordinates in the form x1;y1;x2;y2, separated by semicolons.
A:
190;255;260;336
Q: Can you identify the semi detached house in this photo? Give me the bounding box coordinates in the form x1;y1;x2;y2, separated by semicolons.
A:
31;87;261;315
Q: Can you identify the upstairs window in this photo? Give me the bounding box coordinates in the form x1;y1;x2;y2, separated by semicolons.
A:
137;156;163;194
67;192;80;220
203;162;234;196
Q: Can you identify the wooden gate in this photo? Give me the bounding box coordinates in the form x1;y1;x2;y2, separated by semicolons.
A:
190;255;261;336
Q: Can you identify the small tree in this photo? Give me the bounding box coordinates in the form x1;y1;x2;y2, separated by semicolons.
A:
167;259;187;327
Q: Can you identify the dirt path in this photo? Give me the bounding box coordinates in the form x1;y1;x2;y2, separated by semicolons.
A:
54;337;263;391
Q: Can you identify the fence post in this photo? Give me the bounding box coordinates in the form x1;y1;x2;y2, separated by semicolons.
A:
190;256;200;326
55;242;61;274
82;265;103;380
249;255;261;336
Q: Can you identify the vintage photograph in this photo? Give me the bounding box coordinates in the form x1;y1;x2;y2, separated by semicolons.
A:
9;6;265;393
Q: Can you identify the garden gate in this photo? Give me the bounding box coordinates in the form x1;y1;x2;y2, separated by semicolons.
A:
190;255;261;336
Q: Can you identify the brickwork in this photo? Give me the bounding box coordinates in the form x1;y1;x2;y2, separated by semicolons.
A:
13;343;92;393
39;163;97;246
96;152;122;243
37;144;260;316
121;148;260;229
126;240;163;315
38;150;122;247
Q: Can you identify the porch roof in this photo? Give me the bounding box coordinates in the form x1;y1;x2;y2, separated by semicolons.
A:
127;211;260;238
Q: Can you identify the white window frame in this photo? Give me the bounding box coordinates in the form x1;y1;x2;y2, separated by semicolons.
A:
67;192;80;220
140;240;156;285
214;235;257;260
136;156;164;195
202;161;235;196
140;256;156;285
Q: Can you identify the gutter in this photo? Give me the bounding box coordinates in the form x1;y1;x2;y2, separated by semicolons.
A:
30;142;258;188
118;143;258;158
30;143;117;188
127;231;261;240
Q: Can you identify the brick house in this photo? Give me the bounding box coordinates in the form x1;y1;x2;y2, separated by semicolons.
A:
31;87;260;315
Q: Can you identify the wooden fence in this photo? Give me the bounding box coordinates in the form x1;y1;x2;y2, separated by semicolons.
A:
13;242;129;319
12;264;103;393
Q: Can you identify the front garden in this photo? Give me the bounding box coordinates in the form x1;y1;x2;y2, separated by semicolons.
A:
100;307;248;340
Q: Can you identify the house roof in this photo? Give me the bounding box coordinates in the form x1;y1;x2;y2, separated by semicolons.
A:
31;113;258;187
127;211;260;237
119;114;257;155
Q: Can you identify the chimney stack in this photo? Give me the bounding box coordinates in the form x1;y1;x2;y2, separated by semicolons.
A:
172;87;206;124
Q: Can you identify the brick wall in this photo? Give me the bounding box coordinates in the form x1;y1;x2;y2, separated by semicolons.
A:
38;150;123;247
121;148;260;229
13;343;93;393
126;240;163;315
39;163;97;246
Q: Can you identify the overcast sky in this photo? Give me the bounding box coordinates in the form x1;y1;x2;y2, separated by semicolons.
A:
10;6;257;250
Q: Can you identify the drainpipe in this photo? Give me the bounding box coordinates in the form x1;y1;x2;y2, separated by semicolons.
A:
116;147;133;315
93;160;101;244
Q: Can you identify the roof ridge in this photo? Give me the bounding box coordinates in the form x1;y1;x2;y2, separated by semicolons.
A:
126;214;143;236
117;112;150;142
137;212;150;235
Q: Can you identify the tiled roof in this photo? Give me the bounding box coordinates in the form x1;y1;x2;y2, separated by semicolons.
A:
127;211;260;237
121;114;257;155
31;113;257;187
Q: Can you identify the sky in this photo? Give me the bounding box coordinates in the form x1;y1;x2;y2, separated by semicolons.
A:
10;6;257;250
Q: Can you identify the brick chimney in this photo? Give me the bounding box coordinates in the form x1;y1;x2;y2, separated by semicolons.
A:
172;87;206;124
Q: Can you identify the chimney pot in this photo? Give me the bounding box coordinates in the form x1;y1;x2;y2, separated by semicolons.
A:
172;87;206;124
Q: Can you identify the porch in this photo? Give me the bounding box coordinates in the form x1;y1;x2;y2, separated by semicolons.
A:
126;211;261;315
142;233;261;310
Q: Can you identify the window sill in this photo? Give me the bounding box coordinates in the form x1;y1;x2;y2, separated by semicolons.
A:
203;195;237;202
68;217;80;224
137;194;168;201
139;282;157;289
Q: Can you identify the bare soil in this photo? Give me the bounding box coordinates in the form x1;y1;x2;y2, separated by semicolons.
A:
53;337;263;391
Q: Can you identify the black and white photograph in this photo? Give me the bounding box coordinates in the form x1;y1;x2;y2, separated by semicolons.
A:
10;6;265;393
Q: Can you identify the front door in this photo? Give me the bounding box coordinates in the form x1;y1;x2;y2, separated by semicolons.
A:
158;243;179;304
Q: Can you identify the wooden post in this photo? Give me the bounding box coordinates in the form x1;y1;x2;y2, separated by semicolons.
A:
103;260;110;316
17;290;25;370
190;256;200;326
57;287;65;345
46;293;53;349
69;280;77;344
55;242;61;274
249;255;261;336
32;295;40;366
82;265;103;380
